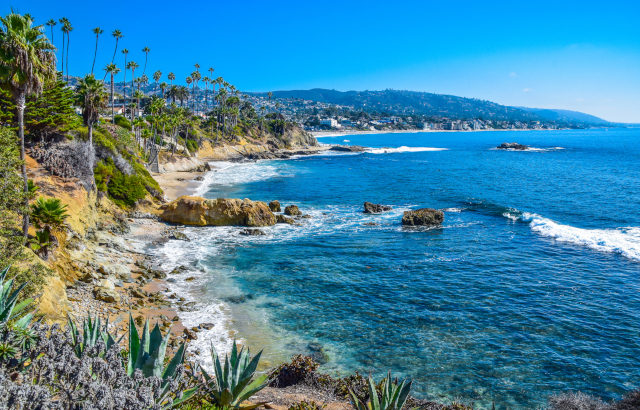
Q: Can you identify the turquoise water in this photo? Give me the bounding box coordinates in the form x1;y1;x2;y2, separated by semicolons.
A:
159;129;640;408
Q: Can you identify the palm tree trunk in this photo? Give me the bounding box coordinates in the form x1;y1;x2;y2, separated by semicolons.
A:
17;92;29;238
66;32;70;82
91;35;98;74
110;73;115;122
60;32;65;75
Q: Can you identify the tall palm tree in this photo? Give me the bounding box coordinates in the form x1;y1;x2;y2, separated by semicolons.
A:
110;29;122;63
0;12;56;237
126;60;138;122
90;27;103;74
75;74;107;164
202;76;209;111
191;70;200;114
141;46;150;75
62;19;72;82
185;76;192;110
45;19;56;44
167;72;175;87
159;81;167;99
153;70;161;94
121;48;128;113
58;17;68;76
104;63;119;122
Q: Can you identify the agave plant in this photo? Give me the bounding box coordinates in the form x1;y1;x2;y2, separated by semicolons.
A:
201;340;269;410
67;313;118;358
126;315;197;407
0;267;32;330
349;372;412;410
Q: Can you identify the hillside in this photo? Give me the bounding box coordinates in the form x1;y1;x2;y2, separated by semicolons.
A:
249;89;611;127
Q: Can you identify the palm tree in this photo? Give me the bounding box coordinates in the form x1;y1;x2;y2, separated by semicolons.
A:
110;29;122;63
45;19;56;44
58;17;68;77
0;12;56;237
31;197;68;257
191;70;200;114
121;48;128;113
126;60;138;121
202;76;209;111
159;81;167;99
141;46;150;75
185;76;192;110
62;19;72;82
104;63;119;122
167;72;175;87
153;70;161;94
75;74;107;162
90;27;103;74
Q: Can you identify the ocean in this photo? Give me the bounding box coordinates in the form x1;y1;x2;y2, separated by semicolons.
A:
153;129;640;408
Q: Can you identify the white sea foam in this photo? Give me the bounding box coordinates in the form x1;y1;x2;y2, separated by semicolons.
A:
194;161;284;196
492;146;565;152
521;212;640;261
443;207;463;213
366;146;448;154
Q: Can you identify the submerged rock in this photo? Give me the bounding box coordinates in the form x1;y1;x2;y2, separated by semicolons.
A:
276;214;297;225
401;208;444;226
284;205;302;216
160;196;276;227
329;145;366;152
364;202;392;214
239;228;266;236
497;142;529;150
269;200;281;212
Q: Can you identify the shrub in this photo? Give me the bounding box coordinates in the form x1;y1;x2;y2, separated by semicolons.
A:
270;355;319;388
94;158;148;207
349;372;412;410
289;401;327;410
114;114;132;130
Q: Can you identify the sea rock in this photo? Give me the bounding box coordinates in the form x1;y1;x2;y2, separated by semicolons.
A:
160;196;276;227
269;200;281;212
363;202;392;214
276;214;297;225
239;228;266;236
497;142;529;150
401;208;444;226
284;205;302;216
329;145;366;152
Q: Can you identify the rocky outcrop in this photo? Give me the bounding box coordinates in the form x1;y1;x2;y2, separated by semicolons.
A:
269;200;282;212
239;228;266;236
364;202;392;214
276;214;297;225
160;196;276;227
401;208;444;226
497;142;528;150
284;205;302;216
330;145;366;152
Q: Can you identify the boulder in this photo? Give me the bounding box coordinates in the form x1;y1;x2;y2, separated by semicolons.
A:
497;142;528;150
160;196;276;227
269;200;281;212
93;279;121;303
239;228;266;236
401;208;444;227
284;205;302;216
329;145;366;152
364;202;392;214
276;214;297;225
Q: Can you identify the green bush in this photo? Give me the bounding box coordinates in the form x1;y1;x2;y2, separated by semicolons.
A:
94;158;147;207
114;115;131;130
186;139;198;153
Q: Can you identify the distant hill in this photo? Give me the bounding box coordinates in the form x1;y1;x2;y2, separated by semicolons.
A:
249;88;611;126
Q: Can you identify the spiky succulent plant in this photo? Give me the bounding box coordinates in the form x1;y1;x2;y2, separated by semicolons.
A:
201;340;268;410
349;372;412;410
67;313;119;358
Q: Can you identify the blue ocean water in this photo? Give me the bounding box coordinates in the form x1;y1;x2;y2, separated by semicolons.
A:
158;129;640;408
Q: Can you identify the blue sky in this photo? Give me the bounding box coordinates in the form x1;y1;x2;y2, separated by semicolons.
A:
10;0;640;122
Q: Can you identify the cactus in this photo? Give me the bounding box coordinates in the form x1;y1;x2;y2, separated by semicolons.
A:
349;372;412;410
201;340;269;410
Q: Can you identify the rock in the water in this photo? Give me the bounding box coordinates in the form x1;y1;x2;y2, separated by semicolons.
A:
364;202;392;214
160;196;276;227
276;214;297;224
269;200;281;212
401;208;444;226
284;205;302;216
329;145;366;152
239;228;266;236
497;142;528;150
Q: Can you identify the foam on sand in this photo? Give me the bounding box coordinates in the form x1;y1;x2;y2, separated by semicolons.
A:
521;212;640;261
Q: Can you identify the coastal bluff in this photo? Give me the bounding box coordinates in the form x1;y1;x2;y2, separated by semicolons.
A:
160;196;277;226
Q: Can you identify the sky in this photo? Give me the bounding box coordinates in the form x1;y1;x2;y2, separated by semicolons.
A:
9;0;640;122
